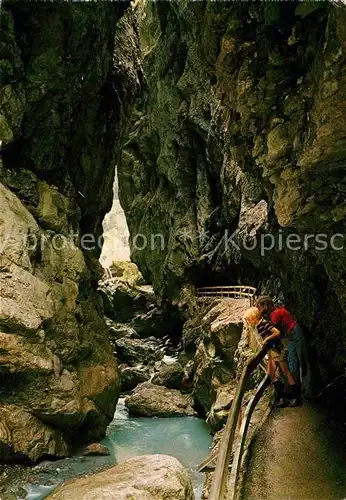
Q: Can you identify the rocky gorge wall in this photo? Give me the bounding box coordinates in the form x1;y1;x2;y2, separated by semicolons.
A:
0;2;142;461
1;0;345;466
118;1;346;387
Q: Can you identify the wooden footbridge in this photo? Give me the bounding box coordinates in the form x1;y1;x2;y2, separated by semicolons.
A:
197;285;257;306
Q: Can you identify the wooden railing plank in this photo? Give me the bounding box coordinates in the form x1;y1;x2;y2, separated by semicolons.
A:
197;291;255;297
196;285;257;306
227;374;271;500
197;287;256;293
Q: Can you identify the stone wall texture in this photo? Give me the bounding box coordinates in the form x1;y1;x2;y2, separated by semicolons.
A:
118;2;346;384
0;2;142;461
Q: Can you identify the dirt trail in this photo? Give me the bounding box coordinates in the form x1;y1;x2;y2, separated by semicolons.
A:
241;404;346;500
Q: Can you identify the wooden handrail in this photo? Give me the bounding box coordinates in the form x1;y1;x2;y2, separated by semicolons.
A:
197;291;255;297
196;285;257;306
197;287;257;290
197;285;256;293
227;374;271;499
208;342;271;500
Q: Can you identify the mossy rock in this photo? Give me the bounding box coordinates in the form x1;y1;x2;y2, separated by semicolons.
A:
110;260;145;286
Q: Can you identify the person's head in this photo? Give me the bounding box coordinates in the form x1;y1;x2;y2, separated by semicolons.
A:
244;307;261;327
256;296;274;316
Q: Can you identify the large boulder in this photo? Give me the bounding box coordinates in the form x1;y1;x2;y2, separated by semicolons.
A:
47;455;194;500
0;184;120;461
191;299;245;416
132;307;165;336
107;321;139;340
125;382;195;417
152;361;185;390
119;364;151;392
108;261;144;286
115;337;163;366
82;443;110;456
0;405;69;462
98;280;152;323
100;280;182;339
186;299;266;430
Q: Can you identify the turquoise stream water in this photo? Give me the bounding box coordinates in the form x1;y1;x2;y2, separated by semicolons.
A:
22;398;212;500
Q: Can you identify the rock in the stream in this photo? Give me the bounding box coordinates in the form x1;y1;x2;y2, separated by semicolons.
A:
0;405;69;462
125;382;195;417
98;280;152;324
82;443;110;456
152;361;185;390
47;454;194;500
115;337;163;366
119;364;151;392
107;261;144;286
105;317;140;340
132;306;166;337
111;325;139;340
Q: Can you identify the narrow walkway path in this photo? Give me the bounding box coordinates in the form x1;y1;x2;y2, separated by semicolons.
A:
241;404;346;500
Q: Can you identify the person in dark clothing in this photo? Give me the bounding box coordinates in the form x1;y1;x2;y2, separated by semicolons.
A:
256;296;315;400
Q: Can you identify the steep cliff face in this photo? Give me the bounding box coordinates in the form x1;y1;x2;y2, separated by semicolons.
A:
118;2;346;385
0;3;142;461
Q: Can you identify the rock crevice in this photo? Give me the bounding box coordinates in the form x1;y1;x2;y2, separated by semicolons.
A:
0;3;142;462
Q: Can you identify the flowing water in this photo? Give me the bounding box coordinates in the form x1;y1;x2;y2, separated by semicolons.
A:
4;398;212;500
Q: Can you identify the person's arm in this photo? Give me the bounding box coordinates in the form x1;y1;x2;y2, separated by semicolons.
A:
263;326;280;344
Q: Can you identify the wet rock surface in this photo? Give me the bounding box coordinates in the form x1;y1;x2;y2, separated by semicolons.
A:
99;280;152;324
107;321;140;341
0;184;120;460
189;299;248;428
82;443;110;457
118;1;346;394
0;3;142;462
125;382;195;417
152;361;185;390
115;337;164;366
46;454;195;500
99;272;182;340
0;405;69;462
119;364;151;392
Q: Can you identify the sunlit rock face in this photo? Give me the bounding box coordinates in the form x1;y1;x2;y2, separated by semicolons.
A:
0;3;142;462
118;2;346;386
100;170;130;268
46;454;194;500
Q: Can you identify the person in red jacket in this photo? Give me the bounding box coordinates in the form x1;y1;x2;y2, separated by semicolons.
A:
256;296;314;400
